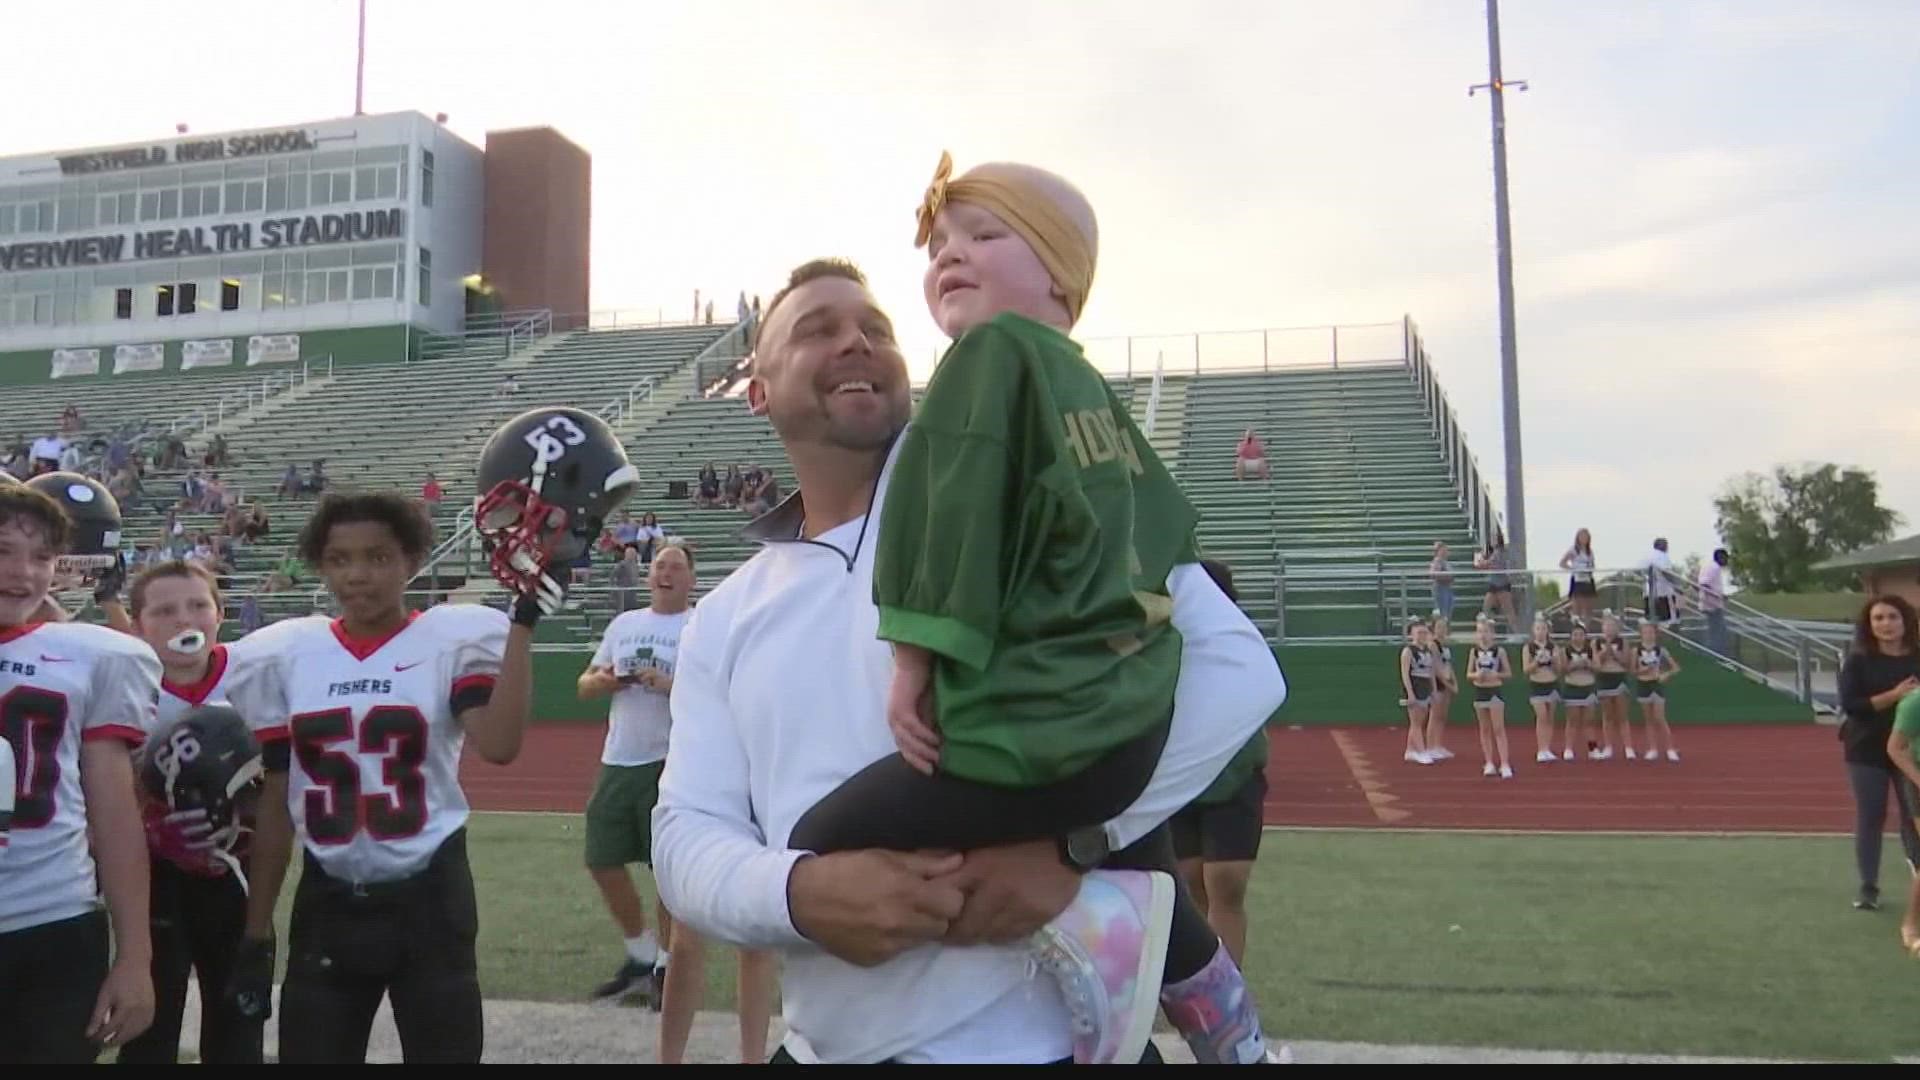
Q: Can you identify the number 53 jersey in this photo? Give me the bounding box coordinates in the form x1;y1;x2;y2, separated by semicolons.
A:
0;622;162;934
224;605;508;885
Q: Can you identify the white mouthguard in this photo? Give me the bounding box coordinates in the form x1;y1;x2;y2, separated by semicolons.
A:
166;630;208;656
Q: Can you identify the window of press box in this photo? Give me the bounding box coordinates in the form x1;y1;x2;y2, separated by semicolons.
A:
114;288;132;320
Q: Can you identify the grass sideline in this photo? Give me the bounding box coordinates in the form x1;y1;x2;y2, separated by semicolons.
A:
261;814;1920;1062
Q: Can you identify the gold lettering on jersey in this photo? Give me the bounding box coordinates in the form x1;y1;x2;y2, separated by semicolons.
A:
1106;412;1145;475
1061;410;1093;469
1133;589;1174;627
1077;409;1117;464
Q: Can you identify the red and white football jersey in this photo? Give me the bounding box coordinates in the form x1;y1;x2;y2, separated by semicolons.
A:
0;622;162;934
155;644;237;729
224;605;507;884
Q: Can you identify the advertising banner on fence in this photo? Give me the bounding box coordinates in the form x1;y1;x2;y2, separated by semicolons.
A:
246;333;299;366
50;347;101;379
182;338;234;370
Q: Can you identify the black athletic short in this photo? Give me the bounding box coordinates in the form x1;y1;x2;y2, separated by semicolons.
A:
1171;768;1267;863
278;829;483;1064
1473;686;1503;705
0;909;110;1063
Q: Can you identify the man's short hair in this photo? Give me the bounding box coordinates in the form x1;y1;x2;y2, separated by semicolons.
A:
752;258;869;357
655;541;696;575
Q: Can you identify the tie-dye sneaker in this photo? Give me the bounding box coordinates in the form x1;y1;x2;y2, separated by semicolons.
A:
1029;869;1174;1064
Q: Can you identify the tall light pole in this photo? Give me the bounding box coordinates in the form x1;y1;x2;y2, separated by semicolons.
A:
355;0;368;116
1469;0;1528;572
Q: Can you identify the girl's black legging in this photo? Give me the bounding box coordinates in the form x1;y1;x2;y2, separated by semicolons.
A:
788;714;1221;981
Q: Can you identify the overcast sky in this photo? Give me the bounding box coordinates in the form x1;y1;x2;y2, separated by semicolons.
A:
9;0;1917;576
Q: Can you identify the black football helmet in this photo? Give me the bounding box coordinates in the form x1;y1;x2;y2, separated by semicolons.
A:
139;705;263;871
474;406;639;594
24;471;121;583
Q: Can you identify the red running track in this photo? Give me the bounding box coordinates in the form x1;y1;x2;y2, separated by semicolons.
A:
464;722;1856;834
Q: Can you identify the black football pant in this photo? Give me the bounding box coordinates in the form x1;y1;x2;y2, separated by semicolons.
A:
117;857;263;1063
278;829;483;1063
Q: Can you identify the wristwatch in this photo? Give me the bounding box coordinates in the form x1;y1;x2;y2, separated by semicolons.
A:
1058;825;1111;872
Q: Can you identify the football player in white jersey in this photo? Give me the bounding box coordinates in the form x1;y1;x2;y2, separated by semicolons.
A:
0;481;159;1061
221;492;547;1064
115;559;266;1064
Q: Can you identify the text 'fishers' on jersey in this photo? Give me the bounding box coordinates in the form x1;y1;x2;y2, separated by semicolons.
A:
223;605;507;884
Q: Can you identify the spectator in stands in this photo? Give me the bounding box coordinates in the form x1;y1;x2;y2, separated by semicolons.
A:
1430;541;1455;618
1699;548;1731;654
610;545;641;613
30;431;65;474
244;504;270;543
722;463;744;508
1234;427;1268;481
635;512;666;563
204;433;231;468
156;432;187;470
422;471;444;511
695;463;720;508
104;432;130;476
59;403;82;434
178;470;203;511
499;373;521;396
221;503;248;542
1475;533;1519;635
200;472;230;514
263;553;304;593
1641;537;1677;623
1837;596;1920;912
278;463;302;498
57;438;83;474
612;510;641;550
238;593;264;635
188;532;217;566
304;458;329;494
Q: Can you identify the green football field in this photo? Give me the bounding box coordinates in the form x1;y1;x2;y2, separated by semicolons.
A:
265;813;1920;1062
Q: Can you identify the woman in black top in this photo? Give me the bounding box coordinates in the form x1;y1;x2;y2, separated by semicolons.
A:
1836;596;1920;911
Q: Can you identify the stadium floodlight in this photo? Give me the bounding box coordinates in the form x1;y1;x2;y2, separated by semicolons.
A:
1466;0;1531;588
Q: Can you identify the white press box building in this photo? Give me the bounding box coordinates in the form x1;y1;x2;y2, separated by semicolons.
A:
0;111;590;383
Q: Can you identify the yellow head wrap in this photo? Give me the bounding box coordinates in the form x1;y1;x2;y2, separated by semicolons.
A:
915;151;1098;323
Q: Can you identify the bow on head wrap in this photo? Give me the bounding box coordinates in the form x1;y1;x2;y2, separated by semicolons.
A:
914;150;1098;323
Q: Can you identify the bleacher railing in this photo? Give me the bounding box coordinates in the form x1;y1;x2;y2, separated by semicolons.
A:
1075;320;1407;381
1403;317;1501;553
163;354;334;442
549;309;750;334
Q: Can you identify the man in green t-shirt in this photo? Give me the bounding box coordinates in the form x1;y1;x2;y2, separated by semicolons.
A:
1888;694;1920;955
1169;560;1270;968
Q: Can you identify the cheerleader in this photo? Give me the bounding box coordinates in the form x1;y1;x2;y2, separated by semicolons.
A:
1400;619;1439;765
1594;611;1633;760
1467;616;1514;778
1559;528;1598;625
1425;613;1458;762
1524;615;1561;764
1633;620;1683;762
1559;620;1599;762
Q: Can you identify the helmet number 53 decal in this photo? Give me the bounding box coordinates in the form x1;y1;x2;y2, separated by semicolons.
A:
523;415;588;464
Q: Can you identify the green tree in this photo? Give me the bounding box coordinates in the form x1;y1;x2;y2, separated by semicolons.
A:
1713;464;1902;592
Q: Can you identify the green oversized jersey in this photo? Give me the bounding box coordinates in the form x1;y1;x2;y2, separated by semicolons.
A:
874;312;1200;786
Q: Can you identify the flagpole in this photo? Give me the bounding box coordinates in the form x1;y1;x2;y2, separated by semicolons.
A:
354;0;368;116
